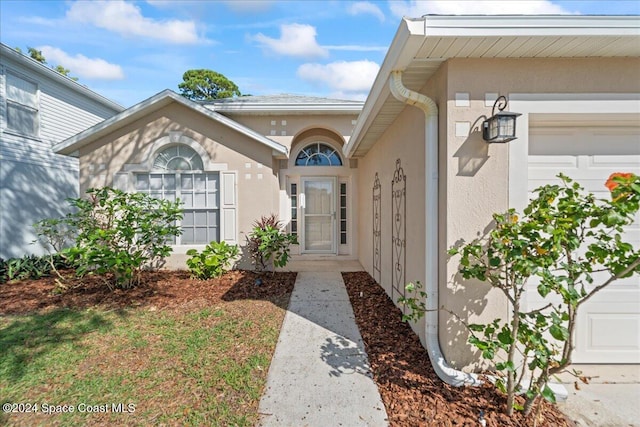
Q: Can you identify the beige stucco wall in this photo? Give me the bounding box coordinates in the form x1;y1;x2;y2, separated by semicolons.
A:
356;56;640;370
224;113;358;153
77;102;281;268
440;57;640;368
356;101;428;340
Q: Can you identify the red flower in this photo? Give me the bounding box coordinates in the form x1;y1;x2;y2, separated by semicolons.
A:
605;172;634;192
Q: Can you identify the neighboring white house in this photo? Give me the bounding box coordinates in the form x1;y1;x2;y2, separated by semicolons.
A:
0;43;123;259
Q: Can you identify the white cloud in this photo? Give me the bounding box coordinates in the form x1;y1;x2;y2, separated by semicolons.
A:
39;46;125;80
348;2;386;22
223;0;275;13
66;0;203;44
325;45;388;52
297;60;380;93
253;24;329;59
389;0;572;17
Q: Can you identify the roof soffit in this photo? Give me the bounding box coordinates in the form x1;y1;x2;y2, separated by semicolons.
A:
346;15;640;158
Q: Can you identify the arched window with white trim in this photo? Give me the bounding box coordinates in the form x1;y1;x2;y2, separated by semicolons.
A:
295;142;343;166
152;145;204;171
135;144;221;244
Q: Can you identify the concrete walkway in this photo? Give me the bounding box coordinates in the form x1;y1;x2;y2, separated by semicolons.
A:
557;365;640;427
258;270;389;427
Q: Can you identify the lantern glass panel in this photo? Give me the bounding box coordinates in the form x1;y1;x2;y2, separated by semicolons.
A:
497;115;515;139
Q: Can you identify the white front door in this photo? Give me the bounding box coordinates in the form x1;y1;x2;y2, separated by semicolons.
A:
301;177;337;253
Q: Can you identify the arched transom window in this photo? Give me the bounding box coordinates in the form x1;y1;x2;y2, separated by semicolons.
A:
153;145;204;171
295;142;342;166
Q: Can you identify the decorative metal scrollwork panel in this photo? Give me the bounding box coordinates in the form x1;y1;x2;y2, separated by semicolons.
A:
391;159;406;301
372;173;381;283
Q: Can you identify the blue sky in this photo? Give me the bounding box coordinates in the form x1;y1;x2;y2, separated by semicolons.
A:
1;1;638;107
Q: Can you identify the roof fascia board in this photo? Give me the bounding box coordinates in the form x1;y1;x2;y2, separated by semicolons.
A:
54;90;176;155
0;43;124;112
54;90;287;156
423;15;640;36
344;17;427;158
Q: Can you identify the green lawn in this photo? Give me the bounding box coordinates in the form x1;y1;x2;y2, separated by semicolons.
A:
1;300;284;426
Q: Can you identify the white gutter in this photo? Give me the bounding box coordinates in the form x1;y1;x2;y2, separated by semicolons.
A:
389;70;482;387
388;71;568;400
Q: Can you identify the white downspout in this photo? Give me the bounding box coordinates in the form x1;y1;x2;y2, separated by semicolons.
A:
388;71;568;400
389;70;482;387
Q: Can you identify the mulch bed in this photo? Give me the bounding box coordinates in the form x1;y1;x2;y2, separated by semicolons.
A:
2;268;574;426
342;271;573;427
0;269;296;315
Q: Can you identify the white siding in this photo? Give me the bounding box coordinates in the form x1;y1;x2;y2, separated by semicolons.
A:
0;47;122;258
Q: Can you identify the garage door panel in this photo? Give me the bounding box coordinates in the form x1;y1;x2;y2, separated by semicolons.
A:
589;154;640;169
527;125;640;364
576;301;640;364
529;155;578;169
530;127;640;156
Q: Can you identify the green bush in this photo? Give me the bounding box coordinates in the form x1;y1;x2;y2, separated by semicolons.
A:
448;173;640;416
400;173;640;417
247;214;298;271
0;253;67;283
186;241;239;279
44;187;183;289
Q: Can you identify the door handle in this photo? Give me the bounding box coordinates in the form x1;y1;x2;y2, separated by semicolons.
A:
300;193;305;209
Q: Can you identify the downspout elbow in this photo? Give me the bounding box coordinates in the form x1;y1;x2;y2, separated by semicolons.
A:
389;71;438;117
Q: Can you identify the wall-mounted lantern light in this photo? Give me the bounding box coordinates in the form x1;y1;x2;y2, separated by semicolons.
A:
482;95;521;143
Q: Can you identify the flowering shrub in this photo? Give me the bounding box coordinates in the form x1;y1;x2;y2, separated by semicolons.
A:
403;172;639;416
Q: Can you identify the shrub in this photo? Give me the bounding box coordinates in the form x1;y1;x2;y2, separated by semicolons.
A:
402;173;640;417
247;214;298;271
453;173;639;415
186;241;239;279
0;254;63;283
47;187;182;289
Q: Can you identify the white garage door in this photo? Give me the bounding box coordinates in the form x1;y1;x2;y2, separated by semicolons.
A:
527;125;640;364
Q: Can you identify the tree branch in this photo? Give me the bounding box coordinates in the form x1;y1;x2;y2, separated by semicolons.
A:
577;256;640;308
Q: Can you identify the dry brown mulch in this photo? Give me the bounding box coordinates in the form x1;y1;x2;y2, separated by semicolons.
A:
342;271;573;427
0;269;296;315
2;268;573;426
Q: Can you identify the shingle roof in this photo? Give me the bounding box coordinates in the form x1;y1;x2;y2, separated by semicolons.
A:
205;94;363;114
208;94;363;105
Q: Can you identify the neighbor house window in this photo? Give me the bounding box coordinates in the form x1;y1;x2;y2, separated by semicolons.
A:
6;72;39;137
295;142;342;166
136;145;219;244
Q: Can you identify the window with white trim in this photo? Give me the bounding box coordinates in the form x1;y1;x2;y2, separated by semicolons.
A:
135;145;219;244
295;142;342;166
6;72;39;137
